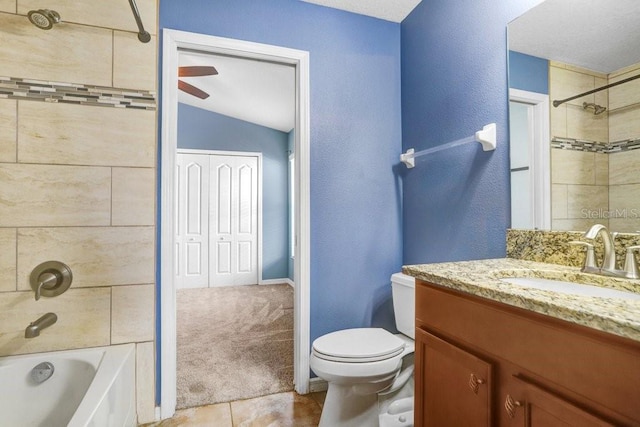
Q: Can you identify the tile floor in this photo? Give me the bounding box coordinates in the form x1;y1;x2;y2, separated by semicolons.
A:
142;391;326;427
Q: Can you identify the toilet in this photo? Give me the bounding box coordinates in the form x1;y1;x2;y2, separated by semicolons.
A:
310;273;416;427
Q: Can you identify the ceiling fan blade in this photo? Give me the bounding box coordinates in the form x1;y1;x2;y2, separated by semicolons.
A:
178;66;218;77
178;80;210;99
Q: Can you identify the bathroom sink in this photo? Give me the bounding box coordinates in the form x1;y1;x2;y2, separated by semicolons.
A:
500;277;640;300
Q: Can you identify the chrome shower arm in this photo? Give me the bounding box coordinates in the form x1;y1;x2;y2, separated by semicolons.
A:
128;0;151;43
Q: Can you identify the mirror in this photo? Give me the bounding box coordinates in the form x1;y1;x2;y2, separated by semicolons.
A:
507;0;640;232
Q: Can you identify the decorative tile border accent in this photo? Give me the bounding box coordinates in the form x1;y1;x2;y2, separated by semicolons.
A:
551;136;640;154
0;77;156;110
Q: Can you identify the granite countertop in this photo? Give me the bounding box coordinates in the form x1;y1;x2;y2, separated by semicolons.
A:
402;258;640;342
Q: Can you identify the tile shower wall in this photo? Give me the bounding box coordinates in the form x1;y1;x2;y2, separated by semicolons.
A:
550;61;640;233
608;64;640;232
549;62;609;231
0;1;157;423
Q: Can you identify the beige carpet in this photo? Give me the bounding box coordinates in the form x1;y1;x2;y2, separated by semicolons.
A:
176;284;294;409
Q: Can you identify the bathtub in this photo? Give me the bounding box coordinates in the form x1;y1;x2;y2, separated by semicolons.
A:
0;343;136;427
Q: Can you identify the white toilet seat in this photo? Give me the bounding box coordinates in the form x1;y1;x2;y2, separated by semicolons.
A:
312;328;405;363
310;351;404;384
310;328;412;385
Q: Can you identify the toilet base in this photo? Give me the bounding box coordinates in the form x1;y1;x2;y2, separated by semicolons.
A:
318;382;382;427
379;409;414;427
378;361;414;427
379;397;414;427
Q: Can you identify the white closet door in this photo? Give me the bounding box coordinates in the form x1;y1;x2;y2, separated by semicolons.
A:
175;153;210;289
210;155;258;286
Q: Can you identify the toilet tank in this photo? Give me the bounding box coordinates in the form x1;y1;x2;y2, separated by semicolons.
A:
391;272;415;339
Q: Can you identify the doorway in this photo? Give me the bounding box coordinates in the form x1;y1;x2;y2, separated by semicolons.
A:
509;88;551;230
160;29;311;419
175;148;292;409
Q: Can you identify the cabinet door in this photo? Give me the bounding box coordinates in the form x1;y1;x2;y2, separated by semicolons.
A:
503;376;616;427
415;328;492;427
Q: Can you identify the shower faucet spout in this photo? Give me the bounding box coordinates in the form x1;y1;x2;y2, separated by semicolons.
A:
25;313;57;338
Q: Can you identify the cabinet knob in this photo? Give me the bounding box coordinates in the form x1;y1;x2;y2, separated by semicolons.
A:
505;394;522;418
468;373;485;394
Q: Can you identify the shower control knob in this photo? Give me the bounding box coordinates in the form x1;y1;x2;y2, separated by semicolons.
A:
30;261;73;300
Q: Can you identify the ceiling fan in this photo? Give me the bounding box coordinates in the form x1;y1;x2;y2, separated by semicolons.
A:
178;66;218;99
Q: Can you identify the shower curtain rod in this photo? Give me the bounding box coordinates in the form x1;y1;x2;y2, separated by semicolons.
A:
128;0;151;43
552;73;640;108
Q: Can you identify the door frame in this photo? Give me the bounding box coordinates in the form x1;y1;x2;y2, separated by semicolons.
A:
176;149;263;288
509;88;551;230
161;29;311;419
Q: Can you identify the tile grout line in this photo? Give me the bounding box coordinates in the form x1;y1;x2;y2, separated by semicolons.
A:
111;30;115;89
227;401;235;427
14;227;18;292
14;99;18;163
109;286;113;345
110;167;113;227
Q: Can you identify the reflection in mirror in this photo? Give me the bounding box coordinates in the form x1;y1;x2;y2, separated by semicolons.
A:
508;0;640;232
509;87;549;230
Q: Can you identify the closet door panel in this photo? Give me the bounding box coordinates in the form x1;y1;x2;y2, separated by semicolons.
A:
175;153;209;289
211;155;258;286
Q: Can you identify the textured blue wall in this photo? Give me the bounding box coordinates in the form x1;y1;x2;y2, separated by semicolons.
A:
178;104;290;280
401;0;543;264
160;0;403;343
509;51;549;94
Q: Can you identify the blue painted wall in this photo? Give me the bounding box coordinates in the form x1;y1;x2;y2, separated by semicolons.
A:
401;0;543;264
178;104;290;280
508;51;549;94
160;0;402;346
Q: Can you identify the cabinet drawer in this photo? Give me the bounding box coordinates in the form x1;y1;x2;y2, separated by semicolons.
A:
503;375;616;427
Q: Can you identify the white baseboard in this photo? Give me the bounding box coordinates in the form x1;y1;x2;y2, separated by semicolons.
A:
309;377;328;393
261;278;294;287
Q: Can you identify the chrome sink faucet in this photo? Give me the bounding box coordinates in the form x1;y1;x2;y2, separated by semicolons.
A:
584;224;617;271
581;224;639;279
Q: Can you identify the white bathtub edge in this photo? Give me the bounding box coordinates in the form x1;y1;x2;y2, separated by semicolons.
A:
68;343;136;427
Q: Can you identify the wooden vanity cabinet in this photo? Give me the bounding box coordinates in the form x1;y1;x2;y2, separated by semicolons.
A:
415;280;640;427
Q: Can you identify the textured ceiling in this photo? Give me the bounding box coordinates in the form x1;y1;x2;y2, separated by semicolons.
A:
178;51;295;133
300;0;422;22
509;0;640;73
